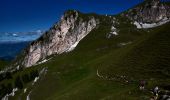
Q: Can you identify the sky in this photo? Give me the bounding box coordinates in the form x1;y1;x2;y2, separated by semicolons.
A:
0;0;144;33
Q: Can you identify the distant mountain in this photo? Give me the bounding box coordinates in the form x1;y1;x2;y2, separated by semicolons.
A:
0;30;43;42
1;0;170;100
0;30;44;61
0;42;30;61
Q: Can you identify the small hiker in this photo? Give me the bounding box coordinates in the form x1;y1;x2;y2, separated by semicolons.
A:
153;86;159;100
154;86;159;96
139;80;146;90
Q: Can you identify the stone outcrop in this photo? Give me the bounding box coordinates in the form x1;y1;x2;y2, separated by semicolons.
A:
21;10;98;67
126;0;170;27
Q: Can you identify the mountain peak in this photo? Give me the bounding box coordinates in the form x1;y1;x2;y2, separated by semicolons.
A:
125;0;170;26
64;10;78;15
19;10;97;67
144;0;160;7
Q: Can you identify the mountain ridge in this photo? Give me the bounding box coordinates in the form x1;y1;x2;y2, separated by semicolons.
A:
1;0;170;100
11;0;170;69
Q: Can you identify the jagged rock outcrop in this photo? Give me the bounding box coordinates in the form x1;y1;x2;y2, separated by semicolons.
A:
125;0;170;28
21;10;98;67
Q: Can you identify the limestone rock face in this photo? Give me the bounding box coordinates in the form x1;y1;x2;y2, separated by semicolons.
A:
22;10;98;67
126;0;170;23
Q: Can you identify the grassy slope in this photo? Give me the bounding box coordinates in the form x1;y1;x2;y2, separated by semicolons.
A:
0;60;8;70
10;15;168;100
31;20;170;99
3;10;170;100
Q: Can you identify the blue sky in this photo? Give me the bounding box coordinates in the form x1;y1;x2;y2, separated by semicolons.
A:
0;0;144;32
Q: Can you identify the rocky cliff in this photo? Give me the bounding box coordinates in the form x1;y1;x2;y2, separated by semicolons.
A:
125;0;170;28
21;10;98;67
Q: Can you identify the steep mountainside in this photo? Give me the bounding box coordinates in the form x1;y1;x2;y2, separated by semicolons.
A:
0;0;170;100
20;10;98;67
125;0;170;28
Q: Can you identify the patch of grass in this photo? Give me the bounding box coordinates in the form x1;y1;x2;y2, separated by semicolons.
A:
0;60;8;70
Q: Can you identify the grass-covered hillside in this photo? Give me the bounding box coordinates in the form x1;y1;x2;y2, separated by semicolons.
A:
1;11;169;99
0;1;170;100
